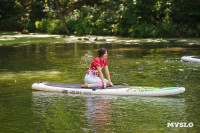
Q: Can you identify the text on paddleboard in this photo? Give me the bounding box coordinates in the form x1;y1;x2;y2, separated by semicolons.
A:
62;90;91;95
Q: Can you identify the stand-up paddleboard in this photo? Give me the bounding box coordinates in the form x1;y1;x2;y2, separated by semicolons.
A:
32;82;185;96
181;56;200;63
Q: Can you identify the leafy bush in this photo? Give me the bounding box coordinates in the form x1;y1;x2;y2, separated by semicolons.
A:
155;18;177;38
2;0;200;37
25;22;36;32
130;23;155;38
48;20;65;34
36;18;65;34
36;18;50;33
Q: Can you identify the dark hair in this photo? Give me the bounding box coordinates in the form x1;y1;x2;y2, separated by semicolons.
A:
98;48;108;57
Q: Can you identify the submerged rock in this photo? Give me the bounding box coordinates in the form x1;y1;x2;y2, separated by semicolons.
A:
21;29;29;34
94;37;106;41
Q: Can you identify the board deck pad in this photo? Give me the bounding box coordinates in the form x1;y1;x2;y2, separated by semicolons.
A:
43;83;172;90
192;56;200;59
44;83;131;89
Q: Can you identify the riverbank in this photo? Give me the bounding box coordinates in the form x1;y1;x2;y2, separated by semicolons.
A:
0;32;200;46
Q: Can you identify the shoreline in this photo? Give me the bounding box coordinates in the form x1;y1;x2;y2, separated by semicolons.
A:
0;32;200;46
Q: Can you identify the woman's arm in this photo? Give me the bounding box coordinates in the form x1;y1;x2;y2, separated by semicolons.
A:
105;66;113;86
96;66;106;88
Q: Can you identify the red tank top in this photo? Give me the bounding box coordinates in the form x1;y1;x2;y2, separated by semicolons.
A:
86;57;108;77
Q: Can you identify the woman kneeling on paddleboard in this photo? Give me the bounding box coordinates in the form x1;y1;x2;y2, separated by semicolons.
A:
81;48;113;88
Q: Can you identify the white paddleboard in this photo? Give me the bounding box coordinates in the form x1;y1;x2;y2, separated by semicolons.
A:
181;56;200;63
32;82;185;96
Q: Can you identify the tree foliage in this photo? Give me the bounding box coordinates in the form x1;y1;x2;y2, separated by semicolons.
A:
0;0;200;37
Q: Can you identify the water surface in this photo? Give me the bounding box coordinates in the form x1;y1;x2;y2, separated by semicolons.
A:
0;41;200;132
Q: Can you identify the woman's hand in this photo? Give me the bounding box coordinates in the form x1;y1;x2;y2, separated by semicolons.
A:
103;82;107;88
108;81;113;87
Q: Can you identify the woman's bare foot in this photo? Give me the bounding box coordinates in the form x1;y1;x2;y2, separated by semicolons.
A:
81;83;88;88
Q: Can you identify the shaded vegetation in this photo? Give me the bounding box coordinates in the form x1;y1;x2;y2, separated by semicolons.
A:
0;0;200;38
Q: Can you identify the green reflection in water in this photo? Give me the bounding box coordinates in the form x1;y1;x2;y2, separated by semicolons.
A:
0;42;200;132
32;92;90;132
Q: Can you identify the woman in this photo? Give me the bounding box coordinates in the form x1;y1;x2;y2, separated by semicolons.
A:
81;48;113;88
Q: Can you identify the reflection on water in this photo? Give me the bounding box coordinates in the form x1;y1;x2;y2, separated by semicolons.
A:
32;92;188;132
86;96;113;132
0;42;200;132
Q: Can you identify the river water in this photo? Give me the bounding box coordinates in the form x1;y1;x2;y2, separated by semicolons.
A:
0;41;200;132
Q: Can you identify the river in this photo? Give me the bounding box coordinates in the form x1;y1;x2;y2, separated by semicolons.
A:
0;38;200;132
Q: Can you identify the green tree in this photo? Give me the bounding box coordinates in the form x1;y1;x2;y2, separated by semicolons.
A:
26;0;46;32
170;0;200;37
1;0;200;37
0;0;25;31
